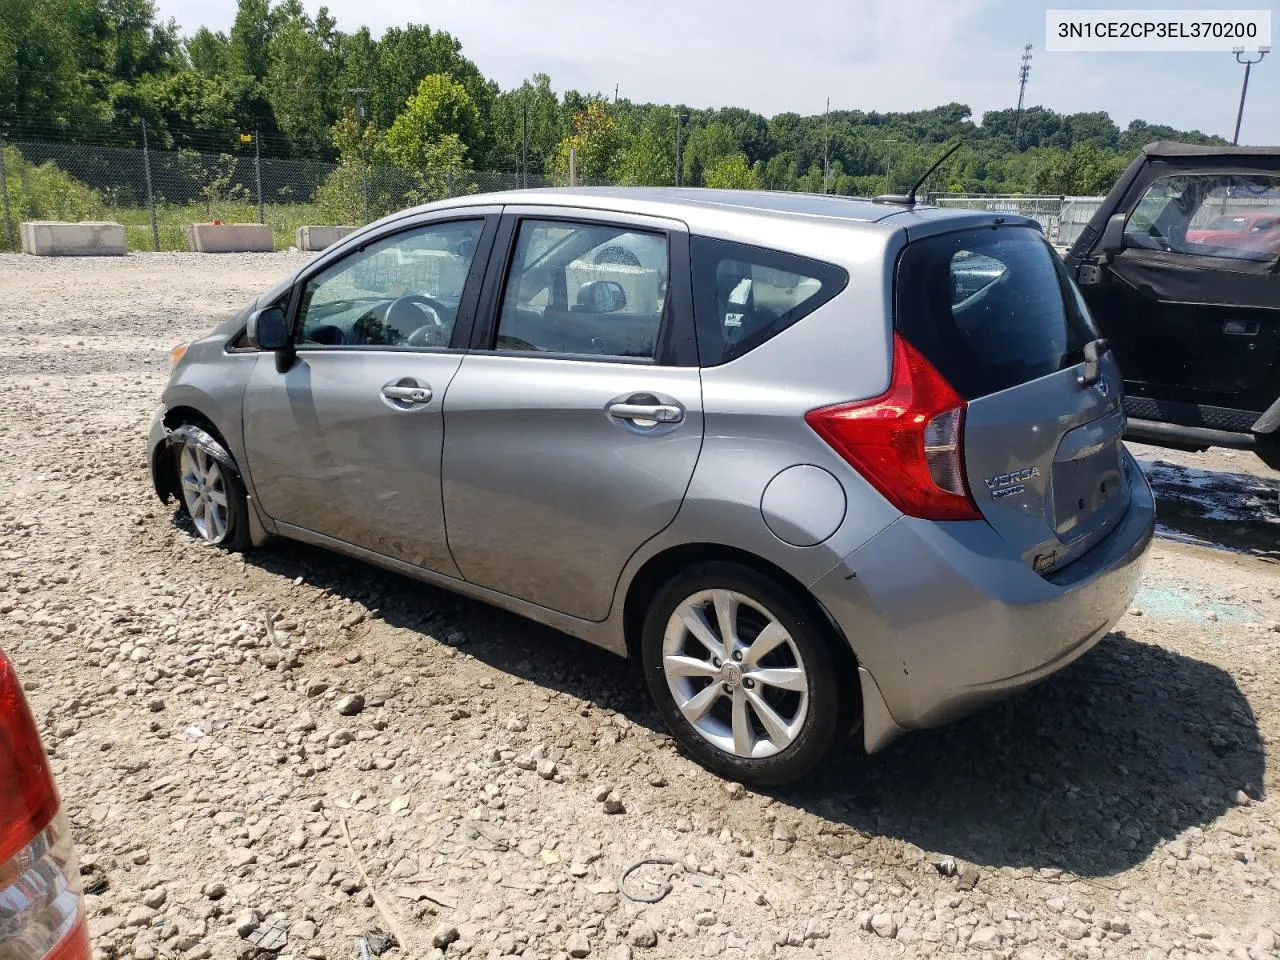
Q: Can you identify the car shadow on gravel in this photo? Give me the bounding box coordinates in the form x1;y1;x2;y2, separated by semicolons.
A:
786;632;1265;878
247;541;1264;880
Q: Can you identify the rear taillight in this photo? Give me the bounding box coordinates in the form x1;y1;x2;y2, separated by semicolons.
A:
0;651;59;866
1;651;87;960
805;333;981;521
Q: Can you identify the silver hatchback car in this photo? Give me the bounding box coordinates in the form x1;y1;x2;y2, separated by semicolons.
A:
148;189;1155;784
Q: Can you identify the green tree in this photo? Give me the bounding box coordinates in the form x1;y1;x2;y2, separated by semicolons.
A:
703;152;760;190
383;73;479;169
228;0;272;79
117;70;242;148
187;27;230;75
612;122;672;186
552;99;620;185
681;122;739;186
491;73;563;176
0;0;90;129
265;6;338;154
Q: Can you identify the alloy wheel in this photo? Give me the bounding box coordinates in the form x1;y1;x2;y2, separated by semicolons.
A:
178;444;230;543
661;589;809;759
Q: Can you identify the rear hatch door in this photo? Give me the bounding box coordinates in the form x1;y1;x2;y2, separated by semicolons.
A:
896;223;1131;573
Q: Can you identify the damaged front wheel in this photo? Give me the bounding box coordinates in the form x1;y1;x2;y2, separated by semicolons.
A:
170;424;251;551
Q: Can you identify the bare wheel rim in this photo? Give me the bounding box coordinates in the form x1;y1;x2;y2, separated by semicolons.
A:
178;444;230;544
662;588;809;760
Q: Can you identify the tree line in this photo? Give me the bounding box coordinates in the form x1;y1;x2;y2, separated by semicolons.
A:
0;0;1228;197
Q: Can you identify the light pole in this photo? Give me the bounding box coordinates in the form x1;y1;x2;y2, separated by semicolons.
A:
675;111;688;187
1231;46;1269;145
882;138;899;193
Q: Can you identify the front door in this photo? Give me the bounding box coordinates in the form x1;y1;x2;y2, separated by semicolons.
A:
441;211;703;621
1080;170;1280;415
243;212;497;575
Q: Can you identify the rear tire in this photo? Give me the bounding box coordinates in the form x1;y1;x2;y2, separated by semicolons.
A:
171;425;252;552
640;562;843;786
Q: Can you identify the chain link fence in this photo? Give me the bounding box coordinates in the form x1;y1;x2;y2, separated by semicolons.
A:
931;194;1109;248
0;137;548;252
0;137;1126;255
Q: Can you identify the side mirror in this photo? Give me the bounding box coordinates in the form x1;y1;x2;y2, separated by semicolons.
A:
247;306;290;351
1100;213;1127;255
577;280;627;313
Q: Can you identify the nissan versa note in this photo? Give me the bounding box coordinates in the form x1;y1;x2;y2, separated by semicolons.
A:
146;188;1155;784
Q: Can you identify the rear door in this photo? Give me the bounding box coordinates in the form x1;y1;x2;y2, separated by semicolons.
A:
896;224;1130;574
1078;171;1280;417
440;208;703;621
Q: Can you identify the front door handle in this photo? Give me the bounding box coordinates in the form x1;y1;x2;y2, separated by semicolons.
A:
381;382;433;404
607;402;683;424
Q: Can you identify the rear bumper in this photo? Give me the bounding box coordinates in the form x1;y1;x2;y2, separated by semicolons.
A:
811;450;1155;751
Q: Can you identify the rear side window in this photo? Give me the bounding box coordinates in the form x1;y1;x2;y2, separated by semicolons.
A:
691;236;846;366
895;225;1099;400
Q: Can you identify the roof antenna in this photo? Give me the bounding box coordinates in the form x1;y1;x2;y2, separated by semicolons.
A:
873;141;963;206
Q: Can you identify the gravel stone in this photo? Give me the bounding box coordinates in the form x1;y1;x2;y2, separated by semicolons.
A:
870;913;897;938
335;693;365;715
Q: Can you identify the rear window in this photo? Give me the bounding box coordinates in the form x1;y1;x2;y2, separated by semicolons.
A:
895;225;1099;400
691;236;846;366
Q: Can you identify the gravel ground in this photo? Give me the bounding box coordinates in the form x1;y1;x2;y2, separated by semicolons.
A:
1;251;1278;960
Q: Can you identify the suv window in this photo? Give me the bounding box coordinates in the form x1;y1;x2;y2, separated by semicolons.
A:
895;225;1100;400
690;236;846;366
1124;174;1280;262
495;220;669;359
296;219;484;349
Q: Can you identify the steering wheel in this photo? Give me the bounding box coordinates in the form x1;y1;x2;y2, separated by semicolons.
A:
383;295;451;347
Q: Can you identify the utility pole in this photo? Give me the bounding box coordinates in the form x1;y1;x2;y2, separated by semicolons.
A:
615;83;619;104
141;119;159;251
675;111;688;187
1232;46;1269;145
0;136;13;252
253;129;264;224
347;87;371;221
346;87;369;123
823;97;831;194
521;91;529;188
882;138;899;193
1014;43;1033;147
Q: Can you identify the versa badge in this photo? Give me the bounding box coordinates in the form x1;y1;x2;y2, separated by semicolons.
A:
985;466;1040;500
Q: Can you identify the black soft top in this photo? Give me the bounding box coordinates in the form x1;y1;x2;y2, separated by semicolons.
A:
1140;140;1280;159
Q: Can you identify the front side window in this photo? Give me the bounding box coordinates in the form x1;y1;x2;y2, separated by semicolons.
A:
494;220;669;359
296;219;485;349
1124;174;1280;262
690;236;846;366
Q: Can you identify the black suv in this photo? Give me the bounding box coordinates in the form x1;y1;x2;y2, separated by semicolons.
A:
1064;141;1280;470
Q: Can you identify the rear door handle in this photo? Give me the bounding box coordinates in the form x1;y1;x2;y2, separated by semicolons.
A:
381;383;433;404
607;402;683;424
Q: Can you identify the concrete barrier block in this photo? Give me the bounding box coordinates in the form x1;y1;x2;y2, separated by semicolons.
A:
296;225;358;252
186;223;274;253
19;221;127;256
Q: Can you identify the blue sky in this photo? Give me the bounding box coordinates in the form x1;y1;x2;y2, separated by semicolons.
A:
153;0;1279;143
